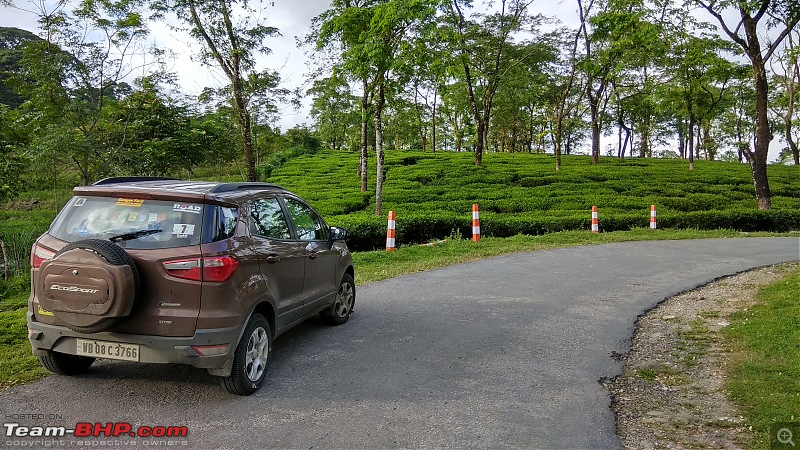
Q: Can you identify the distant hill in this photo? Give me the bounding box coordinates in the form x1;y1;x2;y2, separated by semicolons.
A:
266;150;800;251
0;27;44;108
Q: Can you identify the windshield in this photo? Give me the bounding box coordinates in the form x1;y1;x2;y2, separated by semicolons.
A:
50;196;204;249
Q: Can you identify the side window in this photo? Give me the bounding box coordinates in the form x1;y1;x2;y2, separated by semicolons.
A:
212;206;238;242
250;198;291;239
284;198;328;241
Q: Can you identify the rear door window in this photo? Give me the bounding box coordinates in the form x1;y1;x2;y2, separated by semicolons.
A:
50;196;204;249
250;198;291;240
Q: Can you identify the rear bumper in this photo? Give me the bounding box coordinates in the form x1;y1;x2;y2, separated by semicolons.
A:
27;312;241;372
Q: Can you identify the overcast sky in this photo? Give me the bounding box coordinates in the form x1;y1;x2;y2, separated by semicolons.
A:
2;0;581;130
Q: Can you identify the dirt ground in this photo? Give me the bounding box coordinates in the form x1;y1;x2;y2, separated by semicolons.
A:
609;263;800;449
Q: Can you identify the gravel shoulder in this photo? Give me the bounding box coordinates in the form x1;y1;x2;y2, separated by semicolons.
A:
610;263;800;449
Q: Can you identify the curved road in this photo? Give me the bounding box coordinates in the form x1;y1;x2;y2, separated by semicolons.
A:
1;238;798;449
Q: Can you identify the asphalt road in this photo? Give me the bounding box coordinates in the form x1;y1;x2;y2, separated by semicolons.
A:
2;237;798;450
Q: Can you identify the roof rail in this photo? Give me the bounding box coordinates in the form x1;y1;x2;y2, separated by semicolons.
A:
93;177;180;186
209;182;286;193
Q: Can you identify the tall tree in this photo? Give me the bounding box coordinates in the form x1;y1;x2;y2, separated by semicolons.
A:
447;0;533;165
12;0;156;185
690;0;800;209
152;0;281;182
311;0;378;193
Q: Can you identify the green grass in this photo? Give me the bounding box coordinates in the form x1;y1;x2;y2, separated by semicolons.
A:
725;269;800;449
0;281;47;390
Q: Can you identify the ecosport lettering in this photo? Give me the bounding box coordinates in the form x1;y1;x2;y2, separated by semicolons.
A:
49;284;100;294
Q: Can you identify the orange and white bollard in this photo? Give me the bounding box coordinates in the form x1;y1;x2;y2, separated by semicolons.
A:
386;211;396;252
591;206;599;233
650;205;657;229
472;204;481;242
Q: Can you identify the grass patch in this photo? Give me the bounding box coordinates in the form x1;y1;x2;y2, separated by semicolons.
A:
678;319;712;368
725;269;800;449
0;286;47;390
635;365;688;386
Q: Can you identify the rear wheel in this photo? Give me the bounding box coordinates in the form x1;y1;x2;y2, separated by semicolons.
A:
321;274;355;326
38;351;95;375
221;314;270;396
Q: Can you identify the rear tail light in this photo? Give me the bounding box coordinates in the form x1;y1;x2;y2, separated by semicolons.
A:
162;256;238;282
192;344;230;356
31;244;56;268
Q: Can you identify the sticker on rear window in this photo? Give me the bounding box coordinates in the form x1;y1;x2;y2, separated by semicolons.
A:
148;213;158;222
172;223;196;238
74;197;87;207
117;198;144;208
173;203;201;214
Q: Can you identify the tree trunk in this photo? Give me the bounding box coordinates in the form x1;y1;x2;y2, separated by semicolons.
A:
751;61;772;208
374;80;386;216
591;100;601;164
431;87;437;153
359;78;369;193
688;116;695;171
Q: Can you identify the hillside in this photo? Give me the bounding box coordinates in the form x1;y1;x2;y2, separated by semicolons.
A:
268;151;800;251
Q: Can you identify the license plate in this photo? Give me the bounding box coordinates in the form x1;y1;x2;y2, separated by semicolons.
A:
76;339;140;362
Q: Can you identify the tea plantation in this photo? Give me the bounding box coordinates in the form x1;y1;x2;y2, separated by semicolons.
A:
268;151;800;251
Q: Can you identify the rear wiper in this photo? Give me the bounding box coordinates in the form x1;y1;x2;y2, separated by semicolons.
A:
108;228;162;242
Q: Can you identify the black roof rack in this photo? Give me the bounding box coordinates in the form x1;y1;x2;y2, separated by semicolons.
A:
93;177;180;186
209;182;286;193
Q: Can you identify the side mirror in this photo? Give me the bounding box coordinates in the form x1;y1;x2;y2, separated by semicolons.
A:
330;226;348;241
328;226;348;249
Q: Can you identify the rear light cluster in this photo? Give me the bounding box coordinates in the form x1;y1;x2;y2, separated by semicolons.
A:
162;256;238;282
31;244;56;268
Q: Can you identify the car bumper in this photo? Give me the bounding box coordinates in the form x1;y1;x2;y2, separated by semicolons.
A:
27;312;241;371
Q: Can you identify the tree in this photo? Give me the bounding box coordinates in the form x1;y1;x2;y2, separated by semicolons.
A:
311;0;379;193
446;0;534;165
308;73;359;152
772;23;800;165
0;27;42;108
152;0;281;182
11;0;157;185
691;0;800;209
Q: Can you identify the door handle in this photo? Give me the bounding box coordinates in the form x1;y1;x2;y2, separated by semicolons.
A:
265;254;280;264
308;251;318;260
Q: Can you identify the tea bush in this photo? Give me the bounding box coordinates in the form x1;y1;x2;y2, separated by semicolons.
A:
265;150;800;251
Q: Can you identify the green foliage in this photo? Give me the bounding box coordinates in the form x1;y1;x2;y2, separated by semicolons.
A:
267;150;800;251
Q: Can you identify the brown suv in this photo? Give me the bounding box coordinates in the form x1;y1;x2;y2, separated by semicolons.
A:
27;178;355;395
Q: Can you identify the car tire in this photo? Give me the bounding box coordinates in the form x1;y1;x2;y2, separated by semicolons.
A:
221;314;271;396
320;274;355;326
45;239;140;333
38;351;95;375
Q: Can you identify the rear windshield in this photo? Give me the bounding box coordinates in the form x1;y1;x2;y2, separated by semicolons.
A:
49;196;204;249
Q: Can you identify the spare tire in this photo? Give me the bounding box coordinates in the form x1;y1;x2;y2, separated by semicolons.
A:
36;239;140;333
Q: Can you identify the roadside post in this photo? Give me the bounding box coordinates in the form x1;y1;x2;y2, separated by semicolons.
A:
386;211;396;252
472;204;481;242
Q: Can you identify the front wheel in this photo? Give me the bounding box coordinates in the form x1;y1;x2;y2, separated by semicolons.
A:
321;274;355;326
221;314;271;396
